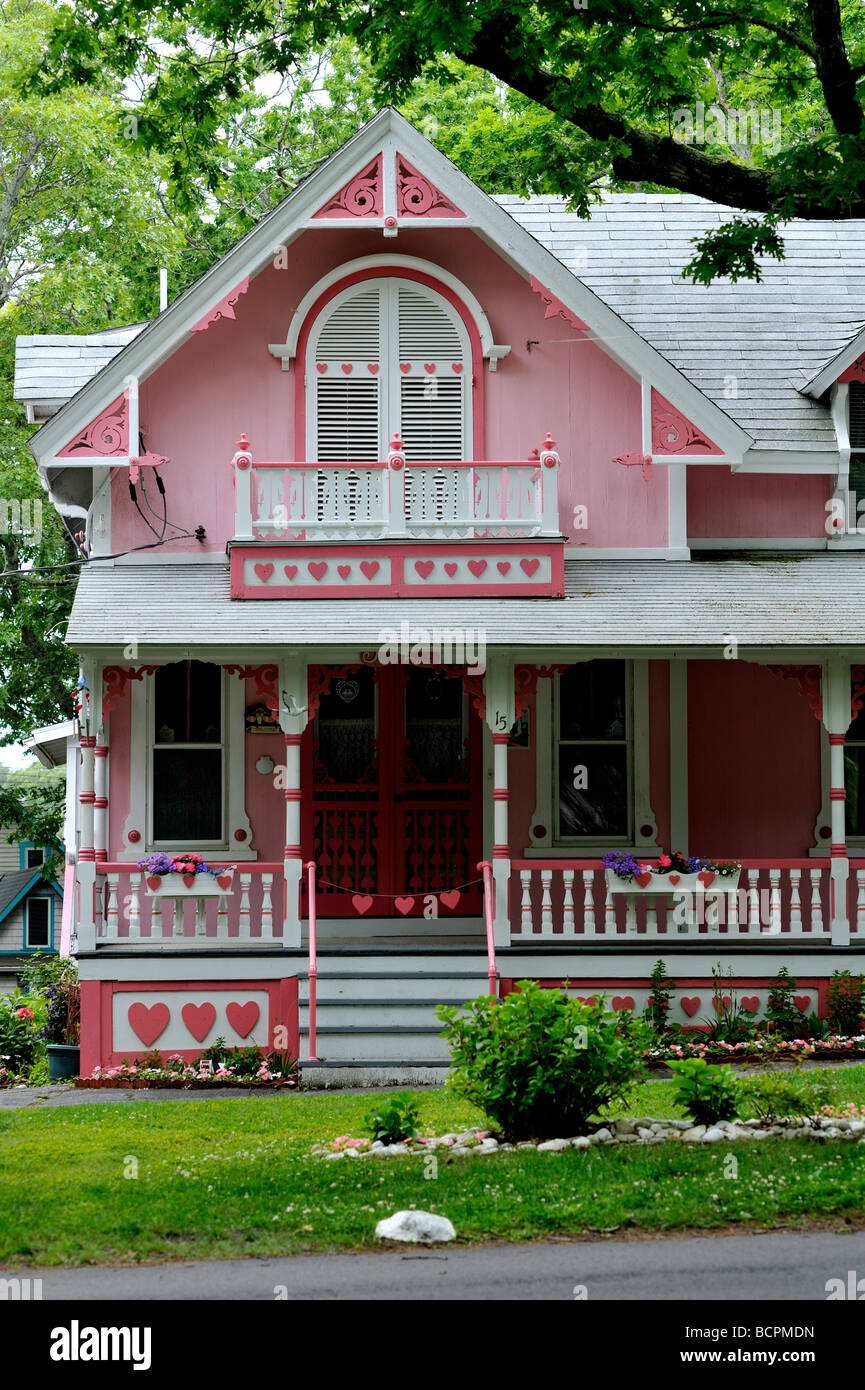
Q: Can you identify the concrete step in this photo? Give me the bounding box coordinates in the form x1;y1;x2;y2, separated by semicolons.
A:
298;1029;453;1062
298;973;489;1002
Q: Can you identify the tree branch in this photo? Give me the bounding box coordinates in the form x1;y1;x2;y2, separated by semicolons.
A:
806;0;863;133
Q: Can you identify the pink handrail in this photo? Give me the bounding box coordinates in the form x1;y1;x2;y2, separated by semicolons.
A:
306;861;318;1061
478;861;498;998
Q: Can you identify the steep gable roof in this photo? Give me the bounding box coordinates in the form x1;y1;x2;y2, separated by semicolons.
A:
0;869;61;923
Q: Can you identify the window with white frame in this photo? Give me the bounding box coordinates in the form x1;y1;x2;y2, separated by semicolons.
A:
151;660;224;843
307;278;471;462
26;897;50;948
555;661;632;840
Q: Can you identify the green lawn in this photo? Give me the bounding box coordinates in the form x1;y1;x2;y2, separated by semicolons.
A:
2;1070;865;1267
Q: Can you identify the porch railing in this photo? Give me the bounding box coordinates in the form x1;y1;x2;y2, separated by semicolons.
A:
479;860;498;997
510;859;846;942
232;433;561;542
94;863;285;944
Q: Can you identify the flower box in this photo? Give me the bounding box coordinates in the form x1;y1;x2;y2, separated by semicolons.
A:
143;868;235;897
604;868;741;895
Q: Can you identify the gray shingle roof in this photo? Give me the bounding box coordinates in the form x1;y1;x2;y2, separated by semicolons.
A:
14;325;147;405
495;192;865;452
0;869;55;922
66;556;865;651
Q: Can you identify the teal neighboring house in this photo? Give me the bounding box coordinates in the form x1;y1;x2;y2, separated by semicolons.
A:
0;850;63;992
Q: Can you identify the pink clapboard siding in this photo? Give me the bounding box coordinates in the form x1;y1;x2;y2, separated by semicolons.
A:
688;661;822;857
687;467;830;538
110;226;665;554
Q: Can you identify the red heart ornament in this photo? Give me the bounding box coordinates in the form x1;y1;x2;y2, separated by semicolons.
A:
399;363;411;373
576;995;598;1006
795;995;811;1012
367;363;379;374
697;871;716;888
337;564;351;580
612;996;635;1012
452;363;463;373
439;890;461;910
443;562;458;577
146;875;162;891
668;873;681;885
497;561;511;576
254;562;274;583
423;363;436;373
182;1002;216;1043
226;1001;260;1039
352;894;373;915
468;559;488;578
395;896;415;915
520;557;540;577
360;560;380;580
128;1002;170;1047
415;559;435;579
341;363;353;374
680;997;701;1018
634;872;652;888
316;363;327;373
308;561;328;582
182;874;196;888
284;564;298;580
742;996;760;1013
217;874;233;890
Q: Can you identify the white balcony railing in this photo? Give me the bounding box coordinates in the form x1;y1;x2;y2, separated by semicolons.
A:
94;863;284;945
232;432;561;542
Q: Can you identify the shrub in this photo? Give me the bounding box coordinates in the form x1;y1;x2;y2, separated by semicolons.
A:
437;981;650;1141
763;966;802;1040
365;1092;420;1145
826;971;865;1036
738;1069;831;1124
669;1058;738;1124
644;959;675;1034
0;991;43;1071
701;966;754;1043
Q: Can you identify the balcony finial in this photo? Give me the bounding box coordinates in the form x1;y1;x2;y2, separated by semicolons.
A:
541;432;556;452
389;430;405;453
236;432;251;452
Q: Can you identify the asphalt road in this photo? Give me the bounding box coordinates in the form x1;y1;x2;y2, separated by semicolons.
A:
11;1229;865;1300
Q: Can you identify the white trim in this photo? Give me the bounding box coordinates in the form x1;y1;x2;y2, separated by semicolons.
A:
689;538;828;551
669;659;688;854
566;546;691;560
270;254;502;366
731;452;839;473
667;468;689;555
804;328;865;399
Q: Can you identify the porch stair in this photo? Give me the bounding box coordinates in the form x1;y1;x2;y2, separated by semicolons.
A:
297;947;493;1087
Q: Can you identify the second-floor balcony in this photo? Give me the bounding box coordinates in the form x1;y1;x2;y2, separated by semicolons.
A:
232;432;562;544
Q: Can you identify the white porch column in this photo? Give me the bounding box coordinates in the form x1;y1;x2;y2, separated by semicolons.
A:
75;666;97;952
483;654;515;948
279;653;310;949
823;657;851;945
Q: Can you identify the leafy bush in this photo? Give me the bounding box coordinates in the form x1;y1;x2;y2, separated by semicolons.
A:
669;1058;738;1124
200;1039;296;1078
365;1092;420;1145
826;971;865;1036
763;966;802;1040
738;1069;831;1124
701;966;755;1043
0;990;43;1071
644;959;675;1034
437;981;650;1141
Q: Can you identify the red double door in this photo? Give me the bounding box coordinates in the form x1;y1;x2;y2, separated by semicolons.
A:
302;666;483;916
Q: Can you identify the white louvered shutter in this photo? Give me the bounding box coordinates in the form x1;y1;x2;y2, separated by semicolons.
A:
308;279;470;461
850;384;865;494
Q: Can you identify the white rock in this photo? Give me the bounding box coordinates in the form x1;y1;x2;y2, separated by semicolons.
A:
571;1137;591;1150
594;1127;613;1142
701;1127;725;1143
516;1141;536;1150
636;1127;654;1140
538;1138;570;1152
450;1145;470;1156
681;1126;706;1142
325;1151;345;1160
613;1118;637;1136
375;1210;456;1244
371;1140;385;1150
850;1120;865;1134
751;1129;769;1140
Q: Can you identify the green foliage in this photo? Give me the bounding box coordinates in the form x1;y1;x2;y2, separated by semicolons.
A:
668;1057;738;1125
764;966;802;1041
702;966;755;1044
437;980;650;1141
0;989;43;1069
737;1068;831;1124
199;1038;297;1078
644;958;675;1034
0;765;65;877
826;971;865;1037
364;1092;420;1145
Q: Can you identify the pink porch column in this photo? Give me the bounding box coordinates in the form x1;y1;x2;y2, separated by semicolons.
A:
283;731;303;948
823;658;851;945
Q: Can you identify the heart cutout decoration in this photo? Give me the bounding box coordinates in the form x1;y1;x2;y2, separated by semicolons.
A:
452;363;463;373
399;362;411;373
576;995;598;1006
680;996;701;1018
360;560;380;580
254;562;274;583
742;996;760;1014
226;1001;260;1039
316;363;327;374
612;996;635;1012
443;562;458;578
439;890;461;911
284;564;298;581
467;559;488;578
182;874;196;888
668;873;681;885
423;363;436;374
698;870;716;888
520;557;540;577
216;874;233;890
795;995;811;1013
415;559;435;579
341;363;353;374
182;1001;216;1043
337;564;352;580
146;875;162;891
395;896;415;915
497;561;511;576
308;561;328;582
713;995;732;1014
634;872;652;888
352;894;374;915
128;1002;170;1047
367;363;379;374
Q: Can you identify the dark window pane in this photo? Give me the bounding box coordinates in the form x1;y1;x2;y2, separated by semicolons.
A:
26;848;44;868
558;745;629;837
848;682;865;742
154;661;221;743
846;747;865;836
153;750;222;840
316;670;376;784
559;661;626;740
27;898;50;946
405;671;465;783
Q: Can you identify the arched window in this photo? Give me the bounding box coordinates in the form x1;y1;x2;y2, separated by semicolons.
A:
306;278;472;462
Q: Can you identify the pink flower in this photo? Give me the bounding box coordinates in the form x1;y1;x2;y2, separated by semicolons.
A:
659;854;671;867
15;1007;33;1020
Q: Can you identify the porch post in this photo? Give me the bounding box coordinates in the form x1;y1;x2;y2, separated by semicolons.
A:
483;653;514;948
75;665;97;953
823;657;851;945
668;659;689;854
279;653;309;949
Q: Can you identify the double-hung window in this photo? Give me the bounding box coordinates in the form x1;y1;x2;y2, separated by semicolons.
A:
556;661;631;840
151;660;224;844
26;897;51;948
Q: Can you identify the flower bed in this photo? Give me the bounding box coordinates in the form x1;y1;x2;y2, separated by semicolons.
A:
644;1034;865;1067
603;849;740;891
75;1050;299;1089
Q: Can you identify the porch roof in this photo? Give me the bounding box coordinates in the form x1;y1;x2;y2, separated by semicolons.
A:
66;554;865;655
